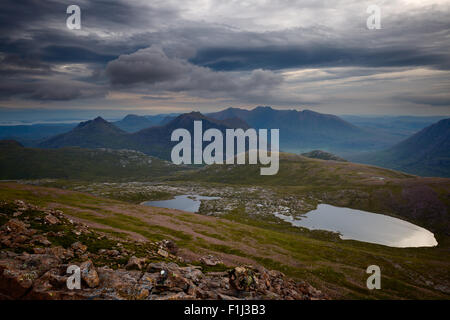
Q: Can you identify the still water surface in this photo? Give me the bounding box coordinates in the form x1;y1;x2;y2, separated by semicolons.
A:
142;194;220;213
274;204;438;248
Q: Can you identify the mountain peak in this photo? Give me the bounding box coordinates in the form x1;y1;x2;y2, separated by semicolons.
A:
188;111;203;117
77;116;110;129
122;114;141;120
93;116;107;123
174;111;206;122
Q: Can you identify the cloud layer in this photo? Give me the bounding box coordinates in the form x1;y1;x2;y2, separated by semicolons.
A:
0;0;449;114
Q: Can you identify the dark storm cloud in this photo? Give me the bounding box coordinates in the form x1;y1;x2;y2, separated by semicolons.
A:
0;79;106;101
0;0;178;65
189;45;450;71
0;0;449;111
41;45;117;64
105;46;284;100
185;7;450;72
0;54;52;76
106;47;187;85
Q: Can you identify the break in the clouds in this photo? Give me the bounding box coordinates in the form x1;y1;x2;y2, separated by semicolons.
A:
0;0;449;114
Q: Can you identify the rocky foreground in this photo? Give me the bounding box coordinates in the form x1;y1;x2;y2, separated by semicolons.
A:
0;200;327;300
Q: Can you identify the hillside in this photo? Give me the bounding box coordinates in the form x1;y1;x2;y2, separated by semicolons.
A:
349;119;450;177
0;182;449;299
39;117;129;149
341;115;448;140
0;140;187;181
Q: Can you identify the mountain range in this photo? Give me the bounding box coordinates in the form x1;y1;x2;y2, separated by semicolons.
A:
38;106;398;154
36;108;450;177
207;106;386;153
39;112;249;161
0;105;444;178
1;107;443;152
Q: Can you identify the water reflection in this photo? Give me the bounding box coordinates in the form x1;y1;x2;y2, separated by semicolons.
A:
142;194;220;213
274;204;438;248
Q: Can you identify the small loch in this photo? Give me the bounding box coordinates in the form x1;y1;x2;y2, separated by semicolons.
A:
273;204;438;248
142;194;220;213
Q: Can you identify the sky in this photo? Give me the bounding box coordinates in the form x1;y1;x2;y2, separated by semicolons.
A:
0;0;449;116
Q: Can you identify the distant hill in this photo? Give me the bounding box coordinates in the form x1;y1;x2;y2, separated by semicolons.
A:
114;114;156;132
0;140;187;181
176;152;413;186
301;150;347;162
39;117;130;149
207;106;390;153
349;119;450;177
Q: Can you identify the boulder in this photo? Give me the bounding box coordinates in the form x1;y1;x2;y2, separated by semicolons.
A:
125;256;147;271
71;242;87;255
228;266;258;291
80;260;99;288
159;240;178;254
44;214;60;225
200;254;223;266
157;249;169;258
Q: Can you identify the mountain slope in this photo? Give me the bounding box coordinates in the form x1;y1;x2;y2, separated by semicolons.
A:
207;106;388;153
349;118;450;177
39;117;129;149
341;115;448;140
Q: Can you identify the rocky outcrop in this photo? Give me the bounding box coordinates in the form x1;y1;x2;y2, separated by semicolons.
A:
0;200;327;300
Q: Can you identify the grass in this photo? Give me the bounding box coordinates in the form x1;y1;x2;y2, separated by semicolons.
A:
0;181;449;300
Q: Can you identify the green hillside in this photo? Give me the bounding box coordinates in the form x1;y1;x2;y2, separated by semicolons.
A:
0;140;189;181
